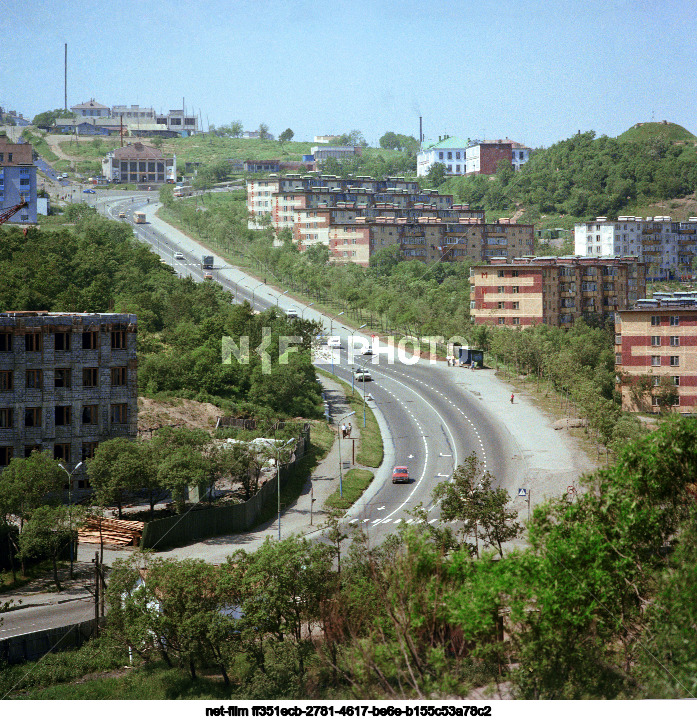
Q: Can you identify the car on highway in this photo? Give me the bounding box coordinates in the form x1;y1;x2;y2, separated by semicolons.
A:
354;367;372;381
82;189;96;194
361;348;374;356
174;251;185;260
203;272;213;280
118;211;126;218
392;466;409;484
327;336;342;348
285;308;298;319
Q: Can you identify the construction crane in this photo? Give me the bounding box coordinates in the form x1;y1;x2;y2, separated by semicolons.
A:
0;198;28;226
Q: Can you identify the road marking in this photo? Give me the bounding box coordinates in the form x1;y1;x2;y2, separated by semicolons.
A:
377;505;385;510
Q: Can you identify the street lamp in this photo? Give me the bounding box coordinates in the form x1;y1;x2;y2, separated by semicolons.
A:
276;289;289;307
337;411;356;498
250;281;264;307
261;438;295;541
58;461;83;579
301;302;315;319
350;324;368;368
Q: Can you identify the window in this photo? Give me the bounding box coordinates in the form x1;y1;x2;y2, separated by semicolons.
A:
512;270;519;277
512;286;520;293
512;302;520;310
670;356;680;367
25;407;41;427
652;376;661;387
651;316;660;326
673;376;680;386
0;370;13;390
670;316;680;326
651;356;661;366
110;403;127;424
615;353;622;364
24;444;41;457
55;406;71;425
651;396;659;407
53;443;70;462
670;336;680;347
54;368;71;388
651;336;661;346
497;317;505;325
26;369;42;389
0;332;11;351
497;302;505;309
0;408;13;428
55;332;70;351
82;330;98;349
82;405;99;425
498;286;504;293
615;335;622;345
0;447;13;467
83;368;98;387
82;442;98;462
512;318;520;325
25;333;42;352
497;270;505;278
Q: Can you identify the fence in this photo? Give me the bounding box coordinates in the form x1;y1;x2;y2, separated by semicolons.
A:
0;618;101;665
140;428;309;551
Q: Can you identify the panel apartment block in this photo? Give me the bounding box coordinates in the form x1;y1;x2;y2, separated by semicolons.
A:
615;298;697;413
0;136;37;224
574;215;697;281
471;256;645;327
0;312;137;486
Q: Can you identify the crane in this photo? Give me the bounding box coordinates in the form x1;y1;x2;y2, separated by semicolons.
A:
0;198;28;226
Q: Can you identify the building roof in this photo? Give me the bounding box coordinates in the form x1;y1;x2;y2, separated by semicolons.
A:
421;137;468;150
112;143;165;160
71;99;109;110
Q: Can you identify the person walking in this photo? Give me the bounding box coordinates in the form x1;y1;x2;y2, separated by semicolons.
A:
341;423;346;438
510;393;514;404
347;422;352;437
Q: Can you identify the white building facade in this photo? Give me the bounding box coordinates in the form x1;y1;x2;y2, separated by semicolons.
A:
574;216;697;281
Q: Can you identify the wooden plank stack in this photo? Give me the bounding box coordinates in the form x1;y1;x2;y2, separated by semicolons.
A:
78;517;145;547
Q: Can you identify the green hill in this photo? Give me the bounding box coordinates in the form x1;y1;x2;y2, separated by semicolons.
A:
617;121;696;144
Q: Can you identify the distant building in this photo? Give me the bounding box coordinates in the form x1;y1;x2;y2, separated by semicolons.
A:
155;110;198;136
417;136;530;177
311;146;362;164
470;256;645;327
70;99;110;118
0;135;37;223
112;105;156;121
615;296;697;413
0;312;138;485
313;135;341;144
574;215;697;282
102;143;176;184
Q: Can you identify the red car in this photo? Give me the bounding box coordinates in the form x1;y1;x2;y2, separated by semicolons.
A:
392;466;409;484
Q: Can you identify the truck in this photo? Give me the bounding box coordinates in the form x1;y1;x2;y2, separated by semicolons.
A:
202;255;214;269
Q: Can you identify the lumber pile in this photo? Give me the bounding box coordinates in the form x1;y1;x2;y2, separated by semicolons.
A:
79;517;144;547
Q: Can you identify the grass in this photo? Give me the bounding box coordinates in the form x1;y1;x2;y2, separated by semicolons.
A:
21;130;58;162
325;469;375;510
0;559;55;593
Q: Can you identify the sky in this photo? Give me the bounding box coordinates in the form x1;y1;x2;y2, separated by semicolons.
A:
3;0;696;148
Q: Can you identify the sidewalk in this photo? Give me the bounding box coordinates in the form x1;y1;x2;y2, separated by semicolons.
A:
0;378;361;610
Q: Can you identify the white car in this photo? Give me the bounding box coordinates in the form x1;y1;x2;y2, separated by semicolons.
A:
327;336;342;348
174;252;184;260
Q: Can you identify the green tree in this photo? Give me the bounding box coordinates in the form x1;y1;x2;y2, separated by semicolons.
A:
279;128;294;147
425;162;447;187
258;123;271;140
32;108;75;127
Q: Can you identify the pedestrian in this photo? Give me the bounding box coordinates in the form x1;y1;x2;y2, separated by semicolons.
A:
341;423;346;438
347;422;352;437
510;393;514;404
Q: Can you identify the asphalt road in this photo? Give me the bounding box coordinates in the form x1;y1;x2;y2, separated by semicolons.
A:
0;598;93;641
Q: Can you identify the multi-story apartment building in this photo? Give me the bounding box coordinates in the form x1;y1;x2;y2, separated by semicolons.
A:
0;312;138;486
311;146;362;164
470;256;645;327
248;174;533;266
155;109;198;136
112;104;156;121
417;137;530;177
0;136;37;224
70;99;111;118
574;215;697;281
615;296;697;413
102;142;176;184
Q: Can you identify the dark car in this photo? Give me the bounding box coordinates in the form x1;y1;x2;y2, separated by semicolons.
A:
392;466;409;484
82;189;96;194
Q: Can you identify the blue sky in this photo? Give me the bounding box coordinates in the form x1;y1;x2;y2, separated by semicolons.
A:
4;0;696;148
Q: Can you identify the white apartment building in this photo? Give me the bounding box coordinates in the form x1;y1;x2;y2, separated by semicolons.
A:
574;216;697;281
418;137;530;177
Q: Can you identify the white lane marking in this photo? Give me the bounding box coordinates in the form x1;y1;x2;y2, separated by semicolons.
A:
377;505;385;510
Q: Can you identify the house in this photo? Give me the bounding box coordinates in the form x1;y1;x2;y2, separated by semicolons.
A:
0;136;37;223
574;215;697;282
70;99;110;118
154;110;198;136
417;136;530;177
470;256;645;327
615;296;697;413
102;143;176;185
0;312;138;485
311;146;362;164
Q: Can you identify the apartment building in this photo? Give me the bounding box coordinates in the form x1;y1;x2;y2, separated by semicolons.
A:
112;104;156;121
0;136;37;224
311;146;362;164
470;256;645;327
574;215;697;281
70;99;110;118
102;142;176;184
155;109;198;136
417;137;530;177
0;312;138;486
615;296;697;413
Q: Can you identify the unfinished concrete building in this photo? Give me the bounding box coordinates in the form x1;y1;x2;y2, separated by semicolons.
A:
0;312;138;487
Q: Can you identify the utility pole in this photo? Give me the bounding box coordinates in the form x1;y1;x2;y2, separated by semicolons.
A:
93;551;100;636
64;43;67;111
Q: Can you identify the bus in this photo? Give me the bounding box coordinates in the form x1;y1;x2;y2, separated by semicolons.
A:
173;185;193;197
133;211;147;224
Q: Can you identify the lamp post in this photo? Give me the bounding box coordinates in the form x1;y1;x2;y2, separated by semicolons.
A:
337;411;356;498
276;289;289;307
250;281;264;307
58;461;83;579
330;311;345;375
350;323;368;367
300;302;315;319
262;438;295;541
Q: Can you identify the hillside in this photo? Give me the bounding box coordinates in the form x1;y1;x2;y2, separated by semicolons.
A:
617;121;696;144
